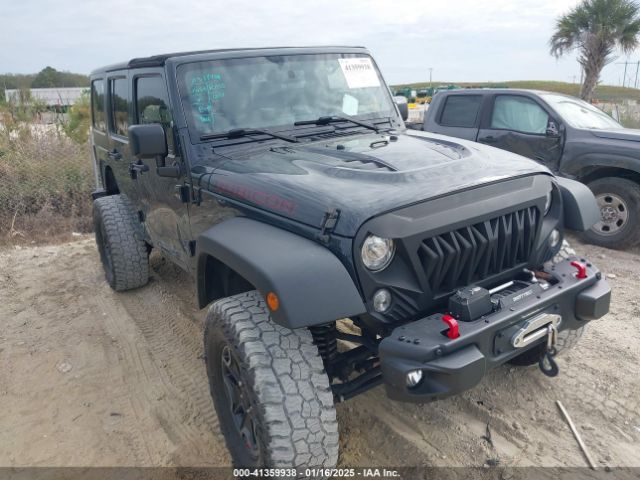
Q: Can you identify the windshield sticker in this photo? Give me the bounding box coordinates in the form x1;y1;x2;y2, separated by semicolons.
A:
342;94;359;115
190;73;226;125
338;58;380;89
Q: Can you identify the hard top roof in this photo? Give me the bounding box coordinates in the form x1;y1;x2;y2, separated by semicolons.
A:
91;46;368;75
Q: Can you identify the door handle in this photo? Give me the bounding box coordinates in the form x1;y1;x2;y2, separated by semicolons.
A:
108;149;122;160
479;136;497;143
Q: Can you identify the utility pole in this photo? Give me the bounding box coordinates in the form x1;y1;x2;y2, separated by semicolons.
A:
428;68;433;88
616;60;639;87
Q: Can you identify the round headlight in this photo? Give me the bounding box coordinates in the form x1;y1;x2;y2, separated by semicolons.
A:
361;235;395;271
544;189;553;215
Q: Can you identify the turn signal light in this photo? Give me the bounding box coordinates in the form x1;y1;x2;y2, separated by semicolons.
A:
266;292;280;311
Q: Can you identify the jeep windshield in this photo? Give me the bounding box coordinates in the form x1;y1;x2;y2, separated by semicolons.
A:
540;93;623;130
178;53;396;141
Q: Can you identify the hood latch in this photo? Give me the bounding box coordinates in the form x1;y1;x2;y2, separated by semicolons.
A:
317;208;341;245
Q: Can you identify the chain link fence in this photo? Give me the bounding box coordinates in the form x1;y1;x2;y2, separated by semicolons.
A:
0;119;94;244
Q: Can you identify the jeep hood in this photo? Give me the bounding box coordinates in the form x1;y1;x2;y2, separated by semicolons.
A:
193;130;551;237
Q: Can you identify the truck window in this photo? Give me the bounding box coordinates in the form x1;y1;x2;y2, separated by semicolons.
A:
135;75;174;152
491;95;548;134
109;78;129;136
91;79;106;132
439;95;482;127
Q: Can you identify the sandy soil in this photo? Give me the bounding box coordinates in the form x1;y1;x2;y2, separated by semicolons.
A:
0;235;638;472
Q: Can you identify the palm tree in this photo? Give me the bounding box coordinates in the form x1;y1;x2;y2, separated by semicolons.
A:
550;0;640;102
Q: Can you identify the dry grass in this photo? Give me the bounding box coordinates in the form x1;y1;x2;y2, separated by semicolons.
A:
0;125;93;245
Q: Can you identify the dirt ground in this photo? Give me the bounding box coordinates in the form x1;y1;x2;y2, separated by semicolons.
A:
1;235;638;474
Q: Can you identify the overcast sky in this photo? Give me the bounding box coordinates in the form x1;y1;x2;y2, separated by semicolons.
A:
1;0;639;85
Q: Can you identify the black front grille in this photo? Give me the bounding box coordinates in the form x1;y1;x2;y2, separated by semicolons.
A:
417;206;539;295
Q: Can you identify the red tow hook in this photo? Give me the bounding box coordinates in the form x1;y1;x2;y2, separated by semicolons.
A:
442;314;460;339
570;261;588;279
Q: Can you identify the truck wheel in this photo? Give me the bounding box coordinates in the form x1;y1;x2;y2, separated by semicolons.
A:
93;195;149;291
204;291;339;469
509;240;585;366
582;177;640;249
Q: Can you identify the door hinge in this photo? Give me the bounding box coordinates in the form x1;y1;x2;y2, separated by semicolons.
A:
175;185;192;203
175;185;202;205
317;208;340;245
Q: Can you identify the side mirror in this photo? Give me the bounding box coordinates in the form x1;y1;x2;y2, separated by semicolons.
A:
128;124;167;159
393;95;409;121
546;120;560;137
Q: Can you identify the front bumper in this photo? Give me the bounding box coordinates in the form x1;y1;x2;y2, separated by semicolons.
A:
378;257;611;403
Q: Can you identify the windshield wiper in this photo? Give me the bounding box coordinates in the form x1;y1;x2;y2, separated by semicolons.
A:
294;115;380;133
200;128;298;143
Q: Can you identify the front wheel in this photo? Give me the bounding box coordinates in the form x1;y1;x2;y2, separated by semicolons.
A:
204;291;339;469
581;177;640;249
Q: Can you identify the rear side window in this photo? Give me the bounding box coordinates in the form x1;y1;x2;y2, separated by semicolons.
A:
109;78;129;136
439;95;482;127
135;75;174;151
91;80;106;131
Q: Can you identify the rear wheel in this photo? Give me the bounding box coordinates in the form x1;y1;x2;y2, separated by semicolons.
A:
582;177;640;249
204;291;339;469
93;195;149;291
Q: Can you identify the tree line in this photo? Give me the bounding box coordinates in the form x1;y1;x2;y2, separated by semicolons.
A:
0;67;89;103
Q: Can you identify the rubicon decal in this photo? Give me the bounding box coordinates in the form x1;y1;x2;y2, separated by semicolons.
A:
214;180;296;215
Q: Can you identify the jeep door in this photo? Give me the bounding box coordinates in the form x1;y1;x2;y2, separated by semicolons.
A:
477;94;564;171
105;72;139;204
130;71;193;269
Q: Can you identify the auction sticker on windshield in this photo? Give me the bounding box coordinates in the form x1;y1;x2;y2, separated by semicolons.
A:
339;57;380;89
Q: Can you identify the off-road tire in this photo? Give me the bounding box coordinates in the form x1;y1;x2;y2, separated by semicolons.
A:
93;195;149;291
204;291;339;470
509;240;586;366
581;176;640;250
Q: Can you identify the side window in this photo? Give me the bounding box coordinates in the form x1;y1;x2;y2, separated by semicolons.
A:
439;95;482;127
109;78;129;136
134;75;174;152
91;79;106;131
491;95;549;134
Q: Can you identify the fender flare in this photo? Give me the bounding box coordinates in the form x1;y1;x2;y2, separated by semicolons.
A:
196;217;366;328
556;177;599;231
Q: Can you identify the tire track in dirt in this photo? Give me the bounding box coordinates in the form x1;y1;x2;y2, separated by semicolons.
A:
96;253;229;466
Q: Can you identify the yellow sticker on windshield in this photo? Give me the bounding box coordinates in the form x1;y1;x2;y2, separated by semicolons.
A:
338;58;380;89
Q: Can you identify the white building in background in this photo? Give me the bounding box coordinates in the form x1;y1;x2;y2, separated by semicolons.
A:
4;87;87;108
